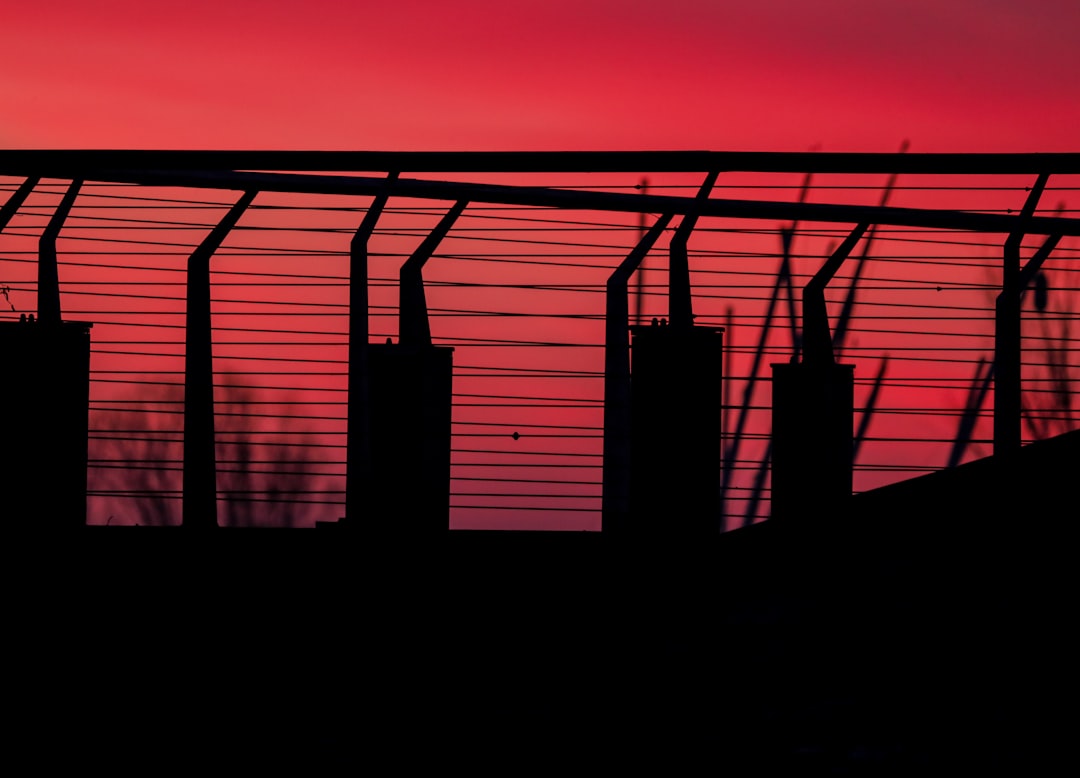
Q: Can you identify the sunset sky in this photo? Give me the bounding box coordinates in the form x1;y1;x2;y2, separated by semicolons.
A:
4;0;1078;152
2;2;1078;529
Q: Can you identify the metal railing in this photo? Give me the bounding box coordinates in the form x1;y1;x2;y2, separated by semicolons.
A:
1;151;1077;528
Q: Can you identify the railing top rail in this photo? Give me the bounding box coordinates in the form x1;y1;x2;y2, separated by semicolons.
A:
3;150;1080;175
9;167;1077;237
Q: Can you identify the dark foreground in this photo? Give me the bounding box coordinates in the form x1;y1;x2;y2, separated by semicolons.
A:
9;432;1075;772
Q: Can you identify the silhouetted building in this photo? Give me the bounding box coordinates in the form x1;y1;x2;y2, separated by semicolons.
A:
0;317;92;525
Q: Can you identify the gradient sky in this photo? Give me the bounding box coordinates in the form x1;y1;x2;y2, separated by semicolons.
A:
4;0;1078;152
3;1;1078;528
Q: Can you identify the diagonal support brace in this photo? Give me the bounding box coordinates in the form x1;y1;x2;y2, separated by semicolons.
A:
668;171;718;329
0;177;39;233
399;200;467;347
38;179;82;326
802;224;869;366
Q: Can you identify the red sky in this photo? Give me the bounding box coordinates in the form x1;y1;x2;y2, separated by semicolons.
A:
2;1;1078;529
3;0;1079;152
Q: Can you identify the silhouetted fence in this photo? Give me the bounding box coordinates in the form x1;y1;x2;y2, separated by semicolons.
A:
1;151;1077;529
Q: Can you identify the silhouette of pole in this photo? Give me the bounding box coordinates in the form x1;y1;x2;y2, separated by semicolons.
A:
633;178;648;327
602;214;672;534
183;191;256;528
345;173;397;524
995;174;1048;458
38;180;82;326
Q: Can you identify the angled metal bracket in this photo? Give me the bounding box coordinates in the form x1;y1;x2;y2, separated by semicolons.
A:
0;177;39;233
601;213;674;532
183;190;257;528
346;172;398;522
668;171;718;329
1016;230;1063;294
802;224;869;366
38;179;82;325
1003;174;1049;277
399;200;467;347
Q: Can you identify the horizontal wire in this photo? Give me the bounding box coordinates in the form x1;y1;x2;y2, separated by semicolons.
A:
8;173;1076;526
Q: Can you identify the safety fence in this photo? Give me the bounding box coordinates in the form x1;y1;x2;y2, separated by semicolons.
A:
1;152;1077;529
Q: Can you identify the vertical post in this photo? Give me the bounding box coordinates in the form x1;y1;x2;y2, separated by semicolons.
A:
601;214;672;535
345;173;397;524
183;191;256;528
994;174;1048;459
